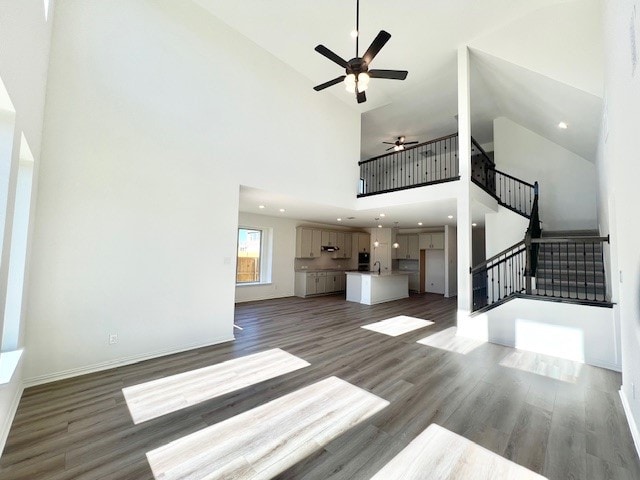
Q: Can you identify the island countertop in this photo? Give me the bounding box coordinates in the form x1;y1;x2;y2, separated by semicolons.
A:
346;271;409;305
345;271;411;277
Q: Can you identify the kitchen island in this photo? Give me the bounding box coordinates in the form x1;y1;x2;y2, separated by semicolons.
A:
346;271;409;305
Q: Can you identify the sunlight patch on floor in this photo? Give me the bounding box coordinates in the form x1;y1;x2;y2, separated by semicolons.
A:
123;348;309;424
500;350;583;383
362;315;434;337
371;424;547;479
146;376;389;480
417;327;486;354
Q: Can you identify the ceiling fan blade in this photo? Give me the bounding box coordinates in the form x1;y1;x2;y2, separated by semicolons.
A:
314;45;349;68
357;90;367;104
362;30;391;66
386;146;395;151
382;142;395;145
404;141;419;145
313;76;346;91
369;69;408;80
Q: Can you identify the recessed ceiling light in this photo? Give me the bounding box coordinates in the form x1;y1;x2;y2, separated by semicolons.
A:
448;215;454;219
337;218;342;221
379;213;386;217
472;223;477;227
350;29;358;38
258;205;265;209
378;224;383;228
279;208;285;213
418;222;423;226
558;121;568;129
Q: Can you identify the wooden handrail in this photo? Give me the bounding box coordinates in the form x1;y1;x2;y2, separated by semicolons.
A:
358;133;459;165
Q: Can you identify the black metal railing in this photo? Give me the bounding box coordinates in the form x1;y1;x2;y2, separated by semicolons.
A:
471;139;536;219
358;133;460;197
524;185;541;291
531;236;609;302
471;240;527;311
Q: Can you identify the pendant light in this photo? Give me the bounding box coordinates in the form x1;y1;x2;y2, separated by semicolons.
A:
373;217;380;247
392;222;399;249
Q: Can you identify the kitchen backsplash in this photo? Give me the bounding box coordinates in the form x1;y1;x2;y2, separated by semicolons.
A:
396;259;419;271
295;253;359;271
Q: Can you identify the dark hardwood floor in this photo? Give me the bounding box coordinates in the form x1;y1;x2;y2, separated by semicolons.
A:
0;293;638;479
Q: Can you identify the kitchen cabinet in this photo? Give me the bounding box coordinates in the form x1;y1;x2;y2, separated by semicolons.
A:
409;272;420;292
394;234;419;260
295;228;322;258
295;271;345;297
296;229;360;258
326;271;345;292
332;232;352;259
321;231;337;247
355;233;370;253
424;233;445;250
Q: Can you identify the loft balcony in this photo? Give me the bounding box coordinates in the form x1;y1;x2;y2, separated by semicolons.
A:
358;133;461;197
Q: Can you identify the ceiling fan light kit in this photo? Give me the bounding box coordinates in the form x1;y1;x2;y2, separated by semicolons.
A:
383;136;420;152
313;0;408;104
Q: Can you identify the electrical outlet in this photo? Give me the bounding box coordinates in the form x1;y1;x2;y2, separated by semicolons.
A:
109;333;118;345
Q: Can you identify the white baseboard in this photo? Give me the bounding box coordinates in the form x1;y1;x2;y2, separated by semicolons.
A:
23;336;235;388
0;382;24;457
620;388;640;461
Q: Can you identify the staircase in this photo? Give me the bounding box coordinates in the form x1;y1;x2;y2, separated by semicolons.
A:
534;230;607;302
470;146;610;312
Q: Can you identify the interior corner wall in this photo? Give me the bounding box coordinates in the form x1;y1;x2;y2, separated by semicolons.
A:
493;117;598;231
600;0;640;450
24;0;359;382
0;0;54;453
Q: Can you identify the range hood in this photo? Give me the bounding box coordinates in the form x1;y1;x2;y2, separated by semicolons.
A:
321;245;340;252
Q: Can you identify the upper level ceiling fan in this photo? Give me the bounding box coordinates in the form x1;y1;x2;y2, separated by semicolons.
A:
384;136;419;151
312;0;408;104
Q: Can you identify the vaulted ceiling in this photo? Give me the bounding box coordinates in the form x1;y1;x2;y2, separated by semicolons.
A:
194;0;603;160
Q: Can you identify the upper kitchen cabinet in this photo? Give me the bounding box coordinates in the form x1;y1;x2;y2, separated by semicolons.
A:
295;228;322;258
394;234;419;260
422;233;445;250
332;232;352;259
354;233;370;253
321;231;337;247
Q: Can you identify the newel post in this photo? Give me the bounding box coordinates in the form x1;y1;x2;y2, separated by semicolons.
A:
524;231;533;295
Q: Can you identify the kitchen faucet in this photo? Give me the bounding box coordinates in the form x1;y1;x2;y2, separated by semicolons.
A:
373;261;381;275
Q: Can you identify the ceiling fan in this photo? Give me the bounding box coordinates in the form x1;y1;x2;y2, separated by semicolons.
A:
384;136;419;151
313;0;408;104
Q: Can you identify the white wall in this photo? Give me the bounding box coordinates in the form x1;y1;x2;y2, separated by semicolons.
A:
484;205;529;258
599;0;640;451
493;117;598;231
0;0;54;454
458;299;620;371
24;0;359;382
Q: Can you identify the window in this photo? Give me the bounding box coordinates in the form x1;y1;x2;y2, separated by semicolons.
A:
236;228;263;284
2;134;35;351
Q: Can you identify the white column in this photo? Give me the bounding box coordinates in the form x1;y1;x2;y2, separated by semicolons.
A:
456;46;473;315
